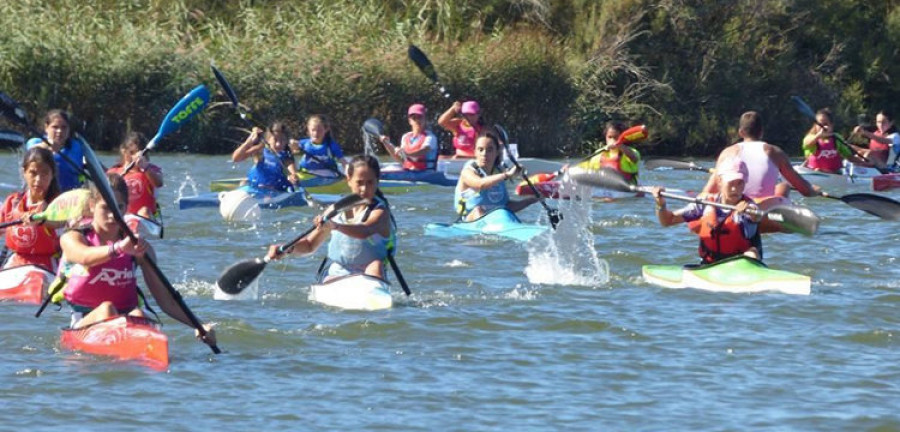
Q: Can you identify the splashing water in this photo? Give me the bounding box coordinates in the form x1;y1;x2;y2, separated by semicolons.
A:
525;180;609;287
176;174;199;201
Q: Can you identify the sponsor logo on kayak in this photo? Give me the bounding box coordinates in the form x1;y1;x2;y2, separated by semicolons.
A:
89;268;135;285
171;97;206;124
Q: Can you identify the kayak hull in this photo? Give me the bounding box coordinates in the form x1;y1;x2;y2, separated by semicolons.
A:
642;256;811;295
872;173;900;191
210;172;350;194
309;274;393;311
438;157;563;176
178;186;339;211
380;165;457;187
794;163;877;190
425;208;548;242
0;264;53;304
60;315;169;371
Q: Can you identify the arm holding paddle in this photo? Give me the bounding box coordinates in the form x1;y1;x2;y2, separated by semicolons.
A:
438;101;464;133
232;127;266;163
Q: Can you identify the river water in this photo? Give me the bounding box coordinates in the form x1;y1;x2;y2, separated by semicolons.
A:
1;152;898;431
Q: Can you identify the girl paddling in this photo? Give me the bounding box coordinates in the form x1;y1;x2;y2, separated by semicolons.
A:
438;100;484;159
292;114;345;177
232;122;300;192
378;103;438;171
25;109;87;192
107;132;164;219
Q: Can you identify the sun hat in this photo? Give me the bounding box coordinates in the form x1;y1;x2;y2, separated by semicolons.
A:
461;100;480;115
717;157;748;183
407;104;426;116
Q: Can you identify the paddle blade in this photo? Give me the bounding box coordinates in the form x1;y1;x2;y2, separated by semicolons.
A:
211;65;240;108
324;193;369;219
0;92;31;128
839;193;900;221
618;124;648;145
217;258;267;294
362;118;385;137
150;84;210;148
0;129;25;148
765;205;820;236
39;189;91;222
644;158;711;172
567;167;634;192
408;45;438;82
791;96;817;121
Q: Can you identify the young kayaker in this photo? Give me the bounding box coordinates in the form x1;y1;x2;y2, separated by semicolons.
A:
851;110;900;170
25;109;87;192
587;121;641;184
266;155;394;280
802;108;866;174
454;131;538;221
292;114;345;177
0;147;62;270
57;174;216;346
438;100;484;159
378;103;438;171
107;132;164;219
652;157;762;264
232;122;300;192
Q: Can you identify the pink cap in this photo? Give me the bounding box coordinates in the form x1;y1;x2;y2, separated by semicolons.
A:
407;104;426;116
461;100;480;115
717;158;748;183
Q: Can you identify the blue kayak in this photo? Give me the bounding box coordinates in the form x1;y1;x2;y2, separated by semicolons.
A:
424;208;548;242
177;185;338;210
380;167;457;187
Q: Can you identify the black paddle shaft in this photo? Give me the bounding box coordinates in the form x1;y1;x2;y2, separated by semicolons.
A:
494;125;561;229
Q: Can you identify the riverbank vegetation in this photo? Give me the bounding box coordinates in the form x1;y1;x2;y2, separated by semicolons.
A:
1;0;897;156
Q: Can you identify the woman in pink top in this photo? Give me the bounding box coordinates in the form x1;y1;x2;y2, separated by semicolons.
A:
438;100;484;158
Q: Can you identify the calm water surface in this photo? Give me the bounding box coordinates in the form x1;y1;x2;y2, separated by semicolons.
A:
1;152;899;431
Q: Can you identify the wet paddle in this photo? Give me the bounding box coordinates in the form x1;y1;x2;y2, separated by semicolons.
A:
573;124;648;167
80;136;220;354
123;84;210;174
495;124;562;229
0;129;24;148
216;194;369;295
791;95;889;174
408;45;451;99
569;167;821;236
0;189;90;230
644;158;712;173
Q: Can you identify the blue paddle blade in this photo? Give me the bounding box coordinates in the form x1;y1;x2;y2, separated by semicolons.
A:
149;84;210;148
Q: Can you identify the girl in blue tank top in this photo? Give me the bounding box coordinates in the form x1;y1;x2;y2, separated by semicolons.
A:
25;109;87;192
294;114;345;176
231;122;300;191
266;155;395;280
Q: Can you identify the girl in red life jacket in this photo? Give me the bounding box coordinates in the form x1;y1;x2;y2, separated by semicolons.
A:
378;103;439;171
588;122;641;183
438;100;484;159
59;174;215;346
851;110;900;169
0;147;62;270
106;132;164;219
651;158;762;264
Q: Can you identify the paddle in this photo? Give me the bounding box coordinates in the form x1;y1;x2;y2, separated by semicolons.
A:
818;191;900;221
0;189;90;230
122;84;210;174
494;124;562;229
80;135;220;354
361;118;384;157
0;91;92;182
569;167;821;236
790;95;889;175
216;193;369;295
0;129;24;148
572;124;648;168
408;45;451;99
644;158;712;173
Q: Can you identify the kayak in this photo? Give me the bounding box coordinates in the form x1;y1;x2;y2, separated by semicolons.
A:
178;185;338;211
872;173;900;191
60;315;169;371
515;172;642;200
425;208;548;242
794;163;877;190
438;157;564;177
210;171;348;194
0;264;54;304
379;163;457;187
124;213;163;239
309;273;393;311
642;255;811;295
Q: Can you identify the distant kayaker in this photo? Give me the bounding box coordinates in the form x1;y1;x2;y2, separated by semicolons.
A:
438;100;484;159
378;103;438;171
587;121;641;185
0;147;62;270
454;131;538;221
850;110;900;170
652;157;763;264
801;108;866;174
701;111;819;231
291;114;345;177
266;155;395;280
25;109;88;192
57;174;216;346
107;132;164;219
232;122;300;192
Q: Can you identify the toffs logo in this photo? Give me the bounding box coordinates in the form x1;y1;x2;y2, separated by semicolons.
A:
89;267;135;285
126;177;144;198
171;97;206;124
11;226;36;247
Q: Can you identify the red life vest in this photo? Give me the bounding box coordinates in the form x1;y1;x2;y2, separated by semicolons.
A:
597;150;636;183
869;130;891;165
400;132;430;171
696;198;755;264
108;165;158;215
1;192;60;269
806;136;842;172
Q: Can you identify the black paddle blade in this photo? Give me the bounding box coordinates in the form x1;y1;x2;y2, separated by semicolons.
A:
0;129;24;148
839;193;900;221
217;258;268;294
408;45;438;82
548;209;562;229
362;118;384;137
567;167;634;193
765;205;820;236
791;96;817;120
211;65;240;108
0;92;30;126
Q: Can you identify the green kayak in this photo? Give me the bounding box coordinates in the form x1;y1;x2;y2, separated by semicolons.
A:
642;256;810;295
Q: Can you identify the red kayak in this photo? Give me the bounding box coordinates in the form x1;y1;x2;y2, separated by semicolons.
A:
872;173;900;192
515;172;642;200
60;315;169;371
0;265;54;304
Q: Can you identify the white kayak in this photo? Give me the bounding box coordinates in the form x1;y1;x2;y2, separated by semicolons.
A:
794;162;879;190
0;264;54;304
308;274;393;311
438;157;563;176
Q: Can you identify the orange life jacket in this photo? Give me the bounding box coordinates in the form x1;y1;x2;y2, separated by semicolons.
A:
1;192;60;268
696;199;757;263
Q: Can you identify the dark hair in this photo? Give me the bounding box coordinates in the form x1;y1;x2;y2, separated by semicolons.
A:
345;154;394;226
21;146;60;202
118;131;149;165
806;108;833;136
877;110;897;134
43;109;71;127
604;121;625;136
476;131;504;172
739;111;763;140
